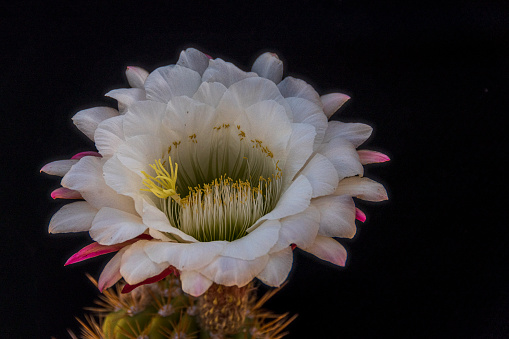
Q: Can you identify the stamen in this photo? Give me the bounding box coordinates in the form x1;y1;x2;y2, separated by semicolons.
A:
141;157;180;203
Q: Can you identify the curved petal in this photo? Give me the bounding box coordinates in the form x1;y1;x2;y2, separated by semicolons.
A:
180;271;213;297
320;93;350;119
49;201;98;233
285;97;328;148
192;81;227;108
106;88;146;113
41;159;78;176
122;100;167;139
51;187;82;200
222;220;281;260
312;195;356;239
323;121;372;148
177;48;210;76
126;66;149;89
144;65;201;103
98;247;127;291
318;138;363;182
200;254;269;287
256;247;293;287
71;151;101;159
61;156;135;212
72;107;119;141
277;76;322;108
144;241;225;271
251;52;283;84
282;123;316;189
334;176;388;202
358;150;390;164
90;207;147;245
120;240;169;285
94;115;125;158
300;153;339;198
202;58;257;88
271;205;320;253
304;235;347;267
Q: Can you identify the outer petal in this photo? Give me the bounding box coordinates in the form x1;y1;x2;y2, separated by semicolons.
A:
126;66;149;89
61;156;135;212
286;97;328;148
251;52;283;84
98;247;127;291
312;195;357;239
304;235;347;267
256;247;293;287
120;240;169;285
300;153;339;198
358;150;391;164
192;81;228;108
144;241;225;271
122;100;167;139
320;93;350;119
51;187;82;200
277;76;322;108
94;115;125;158
90;207;147;245
221;220;280;260
180;271;213;297
49;201;98;233
144;65;201;103
200;255;269;287
323;121;373;148
202;58;257;88
318;138;363;182
106;88;146;113
177;48;211;76
40;159;78;176
282;123;316;188
334;176;388;202
271;205;320;253
72;107;119;141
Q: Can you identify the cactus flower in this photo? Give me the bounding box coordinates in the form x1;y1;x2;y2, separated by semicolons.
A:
43;48;388;298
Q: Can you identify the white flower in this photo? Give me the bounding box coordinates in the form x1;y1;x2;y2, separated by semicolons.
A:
43;48;389;296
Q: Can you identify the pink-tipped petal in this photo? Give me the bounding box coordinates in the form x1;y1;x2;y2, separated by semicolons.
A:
358;150;390;165
51;187;83;200
355;208;366;223
71;151;102;159
40;159;78;176
121;266;177;293
321;93;350;119
205;54;213;59
126;66;149;89
65;234;152;265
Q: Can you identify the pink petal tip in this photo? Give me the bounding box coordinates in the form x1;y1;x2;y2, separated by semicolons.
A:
121;266;177;293
51;187;82;200
355;208;367;223
358;150;390;165
71;151;102;159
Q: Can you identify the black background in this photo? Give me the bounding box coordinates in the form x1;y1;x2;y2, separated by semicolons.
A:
2;1;508;338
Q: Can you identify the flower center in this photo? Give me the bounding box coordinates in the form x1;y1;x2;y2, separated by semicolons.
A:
142;124;283;242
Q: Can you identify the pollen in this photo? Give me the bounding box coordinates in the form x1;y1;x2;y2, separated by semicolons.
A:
140;157;180;202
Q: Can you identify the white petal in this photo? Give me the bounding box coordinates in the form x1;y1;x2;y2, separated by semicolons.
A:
180;271;213;297
312;195;356;239
318;138;363;182
40;159;78;176
144;241;225;270
256;175;312;223
222;220;281;260
256;247;293;286
200;255;269;287
300;153;339;198
116;135;164;178
72;107;119;141
94;115;125;158
320;93;350;119
126;66;149;89
251;52;283;84
285;97;328;148
49;201;98;233
98;247;127;291
202;58;257;88
90;207;147;245
120;240;169;285
277;76;322;108
323;121;372;148
192;81;227;107
177;48;210;76
304;235;347;266
61;156;135;213
106;88;146;113
271;205;320;253
282;123;316;189
335;176;388;202
123;100;167;138
144;65;201;103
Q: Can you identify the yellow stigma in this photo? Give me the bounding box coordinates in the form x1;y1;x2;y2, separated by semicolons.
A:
141;157;180;202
